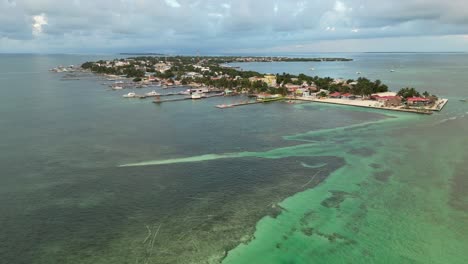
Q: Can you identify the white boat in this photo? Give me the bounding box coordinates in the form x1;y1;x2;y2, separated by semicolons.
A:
356;71;361;74
191;93;202;99
178;89;191;95
390;69;395;72
123;92;136;98
310;67;315;71
112;86;123;90
145;90;160;96
191;87;209;94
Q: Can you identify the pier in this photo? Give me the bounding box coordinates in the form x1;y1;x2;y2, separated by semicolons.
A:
215;97;285;109
153;93;225;104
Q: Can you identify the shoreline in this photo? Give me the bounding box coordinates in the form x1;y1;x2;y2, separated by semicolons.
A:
291;97;449;115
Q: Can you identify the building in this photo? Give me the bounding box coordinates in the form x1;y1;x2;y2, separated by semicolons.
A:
341;93;356;99
183;72;204;79
407;97;430;106
329;92;341;98
378;96;402;107
262;74;277;87
248;76;263;83
193;65;210;72
256;93;281;100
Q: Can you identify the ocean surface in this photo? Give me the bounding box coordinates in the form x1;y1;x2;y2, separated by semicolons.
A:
0;53;467;264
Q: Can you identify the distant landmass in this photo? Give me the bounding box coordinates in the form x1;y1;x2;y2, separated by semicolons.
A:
120;53;165;56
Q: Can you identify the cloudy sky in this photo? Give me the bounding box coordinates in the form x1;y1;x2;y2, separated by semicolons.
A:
1;0;468;54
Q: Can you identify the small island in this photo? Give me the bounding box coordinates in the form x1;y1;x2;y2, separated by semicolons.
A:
67;56;447;114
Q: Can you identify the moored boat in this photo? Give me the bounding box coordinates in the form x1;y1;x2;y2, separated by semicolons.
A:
145;90;160;96
191;93;202;99
178;89;191;95
123;92;136;98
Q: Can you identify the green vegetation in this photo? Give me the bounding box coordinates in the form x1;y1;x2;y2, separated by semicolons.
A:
397;87;421;98
81;56;434;100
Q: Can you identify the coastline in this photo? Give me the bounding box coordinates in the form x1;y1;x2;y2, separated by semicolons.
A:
292;97;449;115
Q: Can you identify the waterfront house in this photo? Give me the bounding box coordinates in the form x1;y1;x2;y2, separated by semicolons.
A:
329;92;341;98
377;96;402;107
407;97;430;106
341;93;356;99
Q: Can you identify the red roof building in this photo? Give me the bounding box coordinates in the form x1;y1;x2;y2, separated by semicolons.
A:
407;97;430;105
329;92;341;98
407;97;430;102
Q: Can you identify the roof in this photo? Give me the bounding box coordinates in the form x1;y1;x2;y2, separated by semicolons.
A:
373;92;398;97
341;93;353;97
376;95;401;100
329;92;341;97
407;97;430;102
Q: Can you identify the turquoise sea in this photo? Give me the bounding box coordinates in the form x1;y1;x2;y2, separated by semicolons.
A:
0;53;467;263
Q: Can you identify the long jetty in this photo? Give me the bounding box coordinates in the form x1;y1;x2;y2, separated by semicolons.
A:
215;97;285;109
153;93;225;104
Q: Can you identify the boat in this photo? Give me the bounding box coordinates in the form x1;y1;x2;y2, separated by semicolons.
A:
310;67;315;71
123;92;136;98
145;90;160;96
390;69;395;72
191;87;209;94
460;99;466;102
191;93;202;99
356;71;362;75
178;89;191;95
112;86;123;90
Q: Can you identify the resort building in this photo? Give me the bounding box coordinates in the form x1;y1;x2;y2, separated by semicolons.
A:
407;97;430;106
378;96;402;107
262;74;277;87
329;92;341;98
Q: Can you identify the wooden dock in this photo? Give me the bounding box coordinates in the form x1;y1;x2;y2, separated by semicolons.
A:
153;93;225;104
153;97;191;103
215;97;285;109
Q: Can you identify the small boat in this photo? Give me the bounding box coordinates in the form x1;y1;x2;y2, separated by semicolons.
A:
310;68;315;71
178;89;191;95
123;92;136;98
356;71;361;75
390;69;395;72
460;99;466;102
191;93;202;99
145;90;160;96
112;86;123;90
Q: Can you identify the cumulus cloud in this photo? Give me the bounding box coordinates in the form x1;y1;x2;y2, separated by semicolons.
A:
0;0;467;52
32;13;47;36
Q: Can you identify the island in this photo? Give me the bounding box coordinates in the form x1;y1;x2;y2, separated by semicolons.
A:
63;56;447;114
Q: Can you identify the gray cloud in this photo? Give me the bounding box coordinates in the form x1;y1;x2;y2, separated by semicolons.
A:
1;0;468;52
